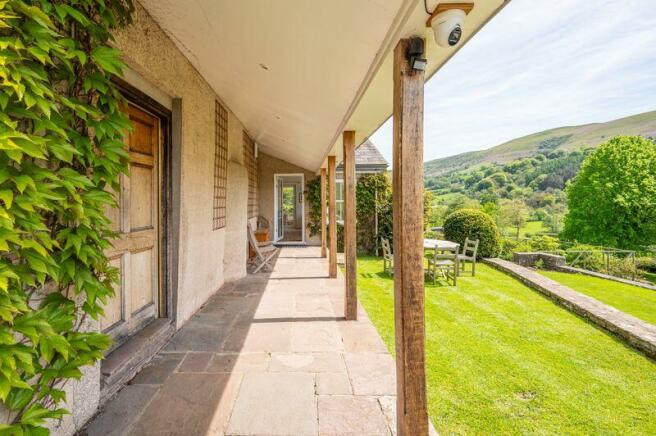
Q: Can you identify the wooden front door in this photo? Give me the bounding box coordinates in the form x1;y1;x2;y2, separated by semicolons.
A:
101;103;161;344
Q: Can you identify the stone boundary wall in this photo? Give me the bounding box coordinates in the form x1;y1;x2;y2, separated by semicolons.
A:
513;252;566;268
483;258;656;359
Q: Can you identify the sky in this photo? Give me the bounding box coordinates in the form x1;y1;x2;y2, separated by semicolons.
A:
371;0;656;163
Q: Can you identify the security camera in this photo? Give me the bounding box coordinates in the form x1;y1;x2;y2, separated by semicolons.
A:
431;9;466;48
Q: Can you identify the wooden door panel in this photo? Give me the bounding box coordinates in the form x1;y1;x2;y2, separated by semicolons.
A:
101;256;124;331
129;164;154;230
130;249;154;313
128;110;157;156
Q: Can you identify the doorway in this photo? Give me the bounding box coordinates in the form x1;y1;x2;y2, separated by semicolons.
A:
101;89;172;351
274;174;305;244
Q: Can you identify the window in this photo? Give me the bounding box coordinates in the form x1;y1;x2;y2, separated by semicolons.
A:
335;179;344;221
213;101;228;230
243;131;258;219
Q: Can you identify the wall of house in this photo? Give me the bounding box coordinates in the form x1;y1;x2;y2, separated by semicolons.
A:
53;4;251;435
114;2;249;326
258;152;320;245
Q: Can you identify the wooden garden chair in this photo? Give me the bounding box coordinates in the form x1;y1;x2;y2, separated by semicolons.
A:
426;243;459;285
248;222;278;273
458;238;479;276
381;238;394;276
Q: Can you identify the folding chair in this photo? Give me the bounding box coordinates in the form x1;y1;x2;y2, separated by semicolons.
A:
248;222;278;273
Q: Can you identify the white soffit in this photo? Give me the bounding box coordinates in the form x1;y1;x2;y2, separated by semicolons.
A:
138;0;412;171
325;0;508;168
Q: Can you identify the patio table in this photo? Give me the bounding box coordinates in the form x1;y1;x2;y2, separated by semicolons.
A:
423;239;459;250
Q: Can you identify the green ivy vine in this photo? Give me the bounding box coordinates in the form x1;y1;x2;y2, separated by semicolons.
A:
0;0;133;433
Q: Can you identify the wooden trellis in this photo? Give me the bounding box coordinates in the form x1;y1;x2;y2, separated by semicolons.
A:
243;131;258;219
213;101;228;230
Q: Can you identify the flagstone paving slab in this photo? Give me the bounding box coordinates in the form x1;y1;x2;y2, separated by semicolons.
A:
163;325;228;352
129;353;183;385
227;372;317;435
207;352;270;373
129;372;242;435
178;351;213;372
317;395;391;436
86;385;159;436
339;321;389;353
344;352;397;396
316;372;353;395
269;352;345;373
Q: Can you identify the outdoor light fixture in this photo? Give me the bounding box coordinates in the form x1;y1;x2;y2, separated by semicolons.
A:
406;37;427;71
424;2;474;48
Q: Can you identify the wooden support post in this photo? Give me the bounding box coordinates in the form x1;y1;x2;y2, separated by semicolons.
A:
328;156;337;278
343;131;357;320
320;168;327;258
392;38;428;436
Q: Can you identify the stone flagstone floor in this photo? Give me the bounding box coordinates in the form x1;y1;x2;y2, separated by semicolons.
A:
85;246;420;435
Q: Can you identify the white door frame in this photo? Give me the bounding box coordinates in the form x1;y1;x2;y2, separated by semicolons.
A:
273;173;306;244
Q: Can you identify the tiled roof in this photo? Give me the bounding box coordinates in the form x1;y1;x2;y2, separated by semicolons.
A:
337;140;388;170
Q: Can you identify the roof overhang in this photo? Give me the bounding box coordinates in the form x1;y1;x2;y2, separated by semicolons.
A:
137;0;509;172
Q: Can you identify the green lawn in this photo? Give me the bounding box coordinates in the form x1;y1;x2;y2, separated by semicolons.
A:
504;220;547;239
356;257;656;434
539;270;656;326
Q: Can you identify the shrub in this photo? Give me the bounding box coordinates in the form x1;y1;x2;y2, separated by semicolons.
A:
515;235;561;253
607;257;639;280
500;237;520;260
444;209;501;258
636;257;656;273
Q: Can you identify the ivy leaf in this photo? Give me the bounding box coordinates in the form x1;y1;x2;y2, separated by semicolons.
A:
0;190;12;209
91;46;123;75
13;3;54;29
54;5;90;26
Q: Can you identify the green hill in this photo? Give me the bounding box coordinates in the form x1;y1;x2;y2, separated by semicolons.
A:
424;111;656;176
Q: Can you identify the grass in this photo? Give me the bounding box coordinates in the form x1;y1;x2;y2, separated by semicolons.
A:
538;270;656;325
356;256;656;434
503;220;547;239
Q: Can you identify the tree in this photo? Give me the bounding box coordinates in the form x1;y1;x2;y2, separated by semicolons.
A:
444;194;480;218
498;199;529;238
563;136;656;248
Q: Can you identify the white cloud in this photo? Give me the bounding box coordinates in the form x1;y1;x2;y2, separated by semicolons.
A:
371;0;656;163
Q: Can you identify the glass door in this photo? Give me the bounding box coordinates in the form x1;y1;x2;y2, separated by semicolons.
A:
276;177;284;241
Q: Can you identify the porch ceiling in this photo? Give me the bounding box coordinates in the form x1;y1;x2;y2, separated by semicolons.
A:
138;0;507;172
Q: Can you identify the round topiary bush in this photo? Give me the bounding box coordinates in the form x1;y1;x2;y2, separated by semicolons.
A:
444;209;501;258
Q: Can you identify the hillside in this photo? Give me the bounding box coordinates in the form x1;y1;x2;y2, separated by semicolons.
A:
425;111;656;176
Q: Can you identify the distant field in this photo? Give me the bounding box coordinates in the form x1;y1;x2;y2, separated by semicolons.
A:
503;221;548;239
431;192;462;204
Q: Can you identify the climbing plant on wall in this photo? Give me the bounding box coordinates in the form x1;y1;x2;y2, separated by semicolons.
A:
0;0;133;432
305;176;323;238
356;173;392;254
